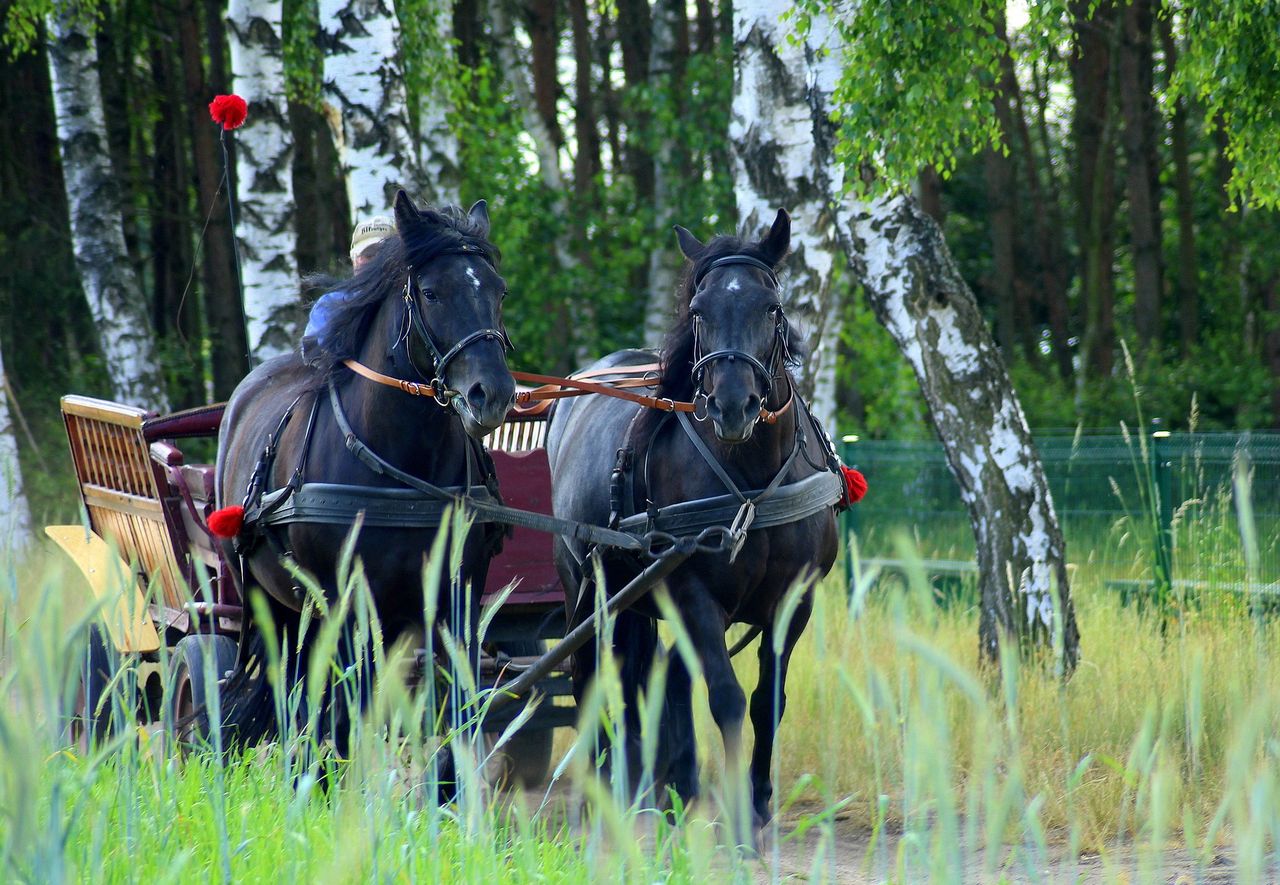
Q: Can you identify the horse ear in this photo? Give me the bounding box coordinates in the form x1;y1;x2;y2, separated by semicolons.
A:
393;189;420;232
674;225;705;260
758;208;791;266
468;199;490;236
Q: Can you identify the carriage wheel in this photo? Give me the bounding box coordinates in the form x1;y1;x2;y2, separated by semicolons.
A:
485;640;555;789
69;625;120;751
165;634;238;747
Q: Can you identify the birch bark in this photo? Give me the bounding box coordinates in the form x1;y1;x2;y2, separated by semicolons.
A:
228;0;300;360
737;1;1079;665
46;10;169;411
643;0;684;347
320;0;447;215
416;1;460;207
0;347;31;551
730;2;840;431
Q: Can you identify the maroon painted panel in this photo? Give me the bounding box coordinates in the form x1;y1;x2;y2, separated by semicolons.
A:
481;448;565;607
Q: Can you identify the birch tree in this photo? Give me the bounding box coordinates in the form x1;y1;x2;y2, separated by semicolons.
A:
320;0;452;216
228;0;300;360
0;346;31;551
46;9;169;411
741;0;1079;665
731;2;841;431
643;0;684;347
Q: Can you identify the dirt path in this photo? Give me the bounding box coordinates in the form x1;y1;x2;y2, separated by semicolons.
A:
760;804;1241;884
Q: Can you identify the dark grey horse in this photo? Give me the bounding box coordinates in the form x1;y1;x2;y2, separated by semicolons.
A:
547;209;840;844
215;191;515;746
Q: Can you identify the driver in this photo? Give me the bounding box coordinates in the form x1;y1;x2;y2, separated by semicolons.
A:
302;216;396;359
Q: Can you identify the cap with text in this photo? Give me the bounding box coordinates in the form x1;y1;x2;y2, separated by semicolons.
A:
349;216;396;261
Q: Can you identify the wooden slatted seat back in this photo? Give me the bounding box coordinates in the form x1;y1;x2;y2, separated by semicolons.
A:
484;414;549;453
60;395;187;610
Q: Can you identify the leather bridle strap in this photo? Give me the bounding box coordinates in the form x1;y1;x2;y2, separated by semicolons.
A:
511;370;697;415
344;358;439;397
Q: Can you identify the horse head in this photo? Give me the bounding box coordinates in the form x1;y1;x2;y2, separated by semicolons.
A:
394;190;516;436
672;208;794;444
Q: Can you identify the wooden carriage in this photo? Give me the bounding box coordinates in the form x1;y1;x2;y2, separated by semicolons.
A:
49;394;570;778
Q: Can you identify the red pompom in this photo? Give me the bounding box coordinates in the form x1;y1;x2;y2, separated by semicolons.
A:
208;94;247;131
207;505;245;539
841;466;867;505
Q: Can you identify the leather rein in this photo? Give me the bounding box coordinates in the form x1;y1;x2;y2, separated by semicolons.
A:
343;252;795;424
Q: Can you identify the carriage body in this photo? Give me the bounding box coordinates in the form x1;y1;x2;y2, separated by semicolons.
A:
48;393;573;761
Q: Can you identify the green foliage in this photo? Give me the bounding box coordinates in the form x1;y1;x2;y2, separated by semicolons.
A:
436;19;735;373
1172;1;1280;210
790;0;1006;196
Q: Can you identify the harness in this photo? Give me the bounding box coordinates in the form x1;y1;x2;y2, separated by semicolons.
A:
612;393;843;563
606;252;845;561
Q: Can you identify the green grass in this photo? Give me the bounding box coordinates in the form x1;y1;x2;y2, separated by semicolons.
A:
4;521;1280;882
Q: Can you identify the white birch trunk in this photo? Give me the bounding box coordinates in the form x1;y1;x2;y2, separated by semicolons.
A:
737;1;1079;664
228;0;300;361
643;0;682;347
0;348;31;552
46;12;169;412
730;2;840;432
416;1;460;206
320;0;443;215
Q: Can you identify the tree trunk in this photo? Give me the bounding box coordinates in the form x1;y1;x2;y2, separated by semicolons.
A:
616;0;654;206
983;143;1019;356
1118;0;1163;351
1264;278;1280;429
1021;54;1073;379
46;10;169;411
739;1;1079;666
178;0;248;398
569;0;600;191
228;0;301;361
320;0;431;219
524;0;565;152
489;0;578;367
731;3;842;432
1071;0;1119;381
644;0;688;347
0;346;31;551
1158;15;1197;356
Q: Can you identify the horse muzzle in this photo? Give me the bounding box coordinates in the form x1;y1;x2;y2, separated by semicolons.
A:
452;374;516;437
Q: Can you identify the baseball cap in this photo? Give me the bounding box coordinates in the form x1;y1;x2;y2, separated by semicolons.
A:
349;216;396;261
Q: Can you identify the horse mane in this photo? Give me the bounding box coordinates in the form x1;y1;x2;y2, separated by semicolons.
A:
303;205;500;375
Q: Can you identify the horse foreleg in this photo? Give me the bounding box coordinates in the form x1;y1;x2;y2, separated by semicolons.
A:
659;646;698;807
679;589;751;848
747;595;812;828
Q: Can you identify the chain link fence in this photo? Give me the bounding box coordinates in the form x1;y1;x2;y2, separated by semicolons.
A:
840;431;1280;594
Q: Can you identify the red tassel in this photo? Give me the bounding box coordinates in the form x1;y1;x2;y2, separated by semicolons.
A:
841;466;867;505
207;505;245;539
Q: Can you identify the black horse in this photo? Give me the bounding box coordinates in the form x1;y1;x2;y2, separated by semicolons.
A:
547;209;841;843
215;191;515;746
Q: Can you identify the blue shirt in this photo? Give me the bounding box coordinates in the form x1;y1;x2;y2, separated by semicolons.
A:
303;288;355;351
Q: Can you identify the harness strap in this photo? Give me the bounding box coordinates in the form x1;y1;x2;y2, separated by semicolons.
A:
344;358;438;397
327;380;645;552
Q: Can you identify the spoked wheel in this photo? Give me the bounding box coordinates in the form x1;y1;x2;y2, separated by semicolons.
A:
69;625;120;751
165;634;238;748
484;640;555;789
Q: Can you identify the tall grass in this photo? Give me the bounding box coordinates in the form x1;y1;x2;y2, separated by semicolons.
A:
3;510;1280;882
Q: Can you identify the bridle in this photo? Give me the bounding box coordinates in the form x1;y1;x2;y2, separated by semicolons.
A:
388;244;512;407
688;253;792;419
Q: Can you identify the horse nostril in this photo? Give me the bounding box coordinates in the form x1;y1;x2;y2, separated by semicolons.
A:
706;396;722;420
466;382;487;412
744;394;762;417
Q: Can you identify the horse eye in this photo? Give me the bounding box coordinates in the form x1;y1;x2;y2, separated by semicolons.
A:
420;286;439;304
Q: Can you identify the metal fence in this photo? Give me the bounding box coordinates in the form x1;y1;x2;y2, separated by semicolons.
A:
840;431;1280;589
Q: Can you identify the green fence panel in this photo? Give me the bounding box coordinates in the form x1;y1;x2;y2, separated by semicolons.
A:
840;431;1280;589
